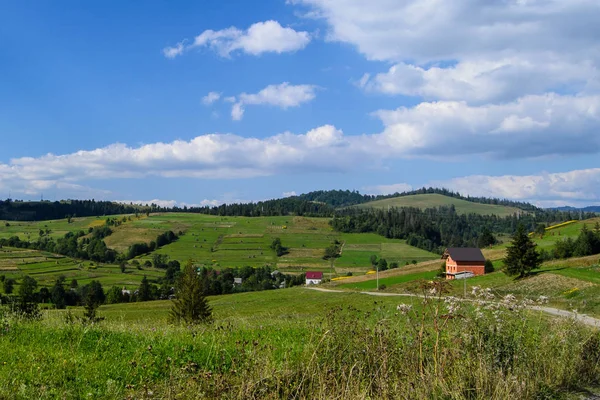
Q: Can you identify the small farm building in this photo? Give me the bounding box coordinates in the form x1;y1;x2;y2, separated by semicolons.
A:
442;248;485;280
305;271;323;285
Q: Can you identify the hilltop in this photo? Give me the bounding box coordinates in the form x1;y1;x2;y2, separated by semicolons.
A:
352;193;524;216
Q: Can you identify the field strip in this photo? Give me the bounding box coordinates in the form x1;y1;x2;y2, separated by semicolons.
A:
304;287;600;328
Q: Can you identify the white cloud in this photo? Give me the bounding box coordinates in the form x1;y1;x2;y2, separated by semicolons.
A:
231;82;318;120
296;0;600;105
282;191;297;197
162;42;185;59
164;20;311;58
432;168;600;207
2;99;600;198
295;0;600;63
362;57;598;104
202;91;221;106
115;199;222;208
231;103;245;121
371;93;600;158
363;183;413;196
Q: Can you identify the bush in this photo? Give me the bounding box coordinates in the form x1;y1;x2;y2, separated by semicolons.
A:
484;259;494;273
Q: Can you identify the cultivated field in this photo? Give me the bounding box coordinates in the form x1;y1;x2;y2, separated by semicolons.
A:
354;193;523;216
0;247;164;290
0;214;137;241
121;213;438;274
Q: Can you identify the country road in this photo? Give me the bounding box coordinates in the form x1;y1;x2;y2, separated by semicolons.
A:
306;287;600;328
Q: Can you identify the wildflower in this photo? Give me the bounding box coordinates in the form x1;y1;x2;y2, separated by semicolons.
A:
444;296;461;315
396;304;412;315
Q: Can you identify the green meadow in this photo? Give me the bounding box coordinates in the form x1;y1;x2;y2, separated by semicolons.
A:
354;193;523;217
114;213;439;274
1;286;599;399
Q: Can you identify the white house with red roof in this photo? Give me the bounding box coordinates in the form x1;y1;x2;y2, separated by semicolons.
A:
305;271;323;285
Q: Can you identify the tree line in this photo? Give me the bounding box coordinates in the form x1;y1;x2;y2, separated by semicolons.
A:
0;229;179;264
330;206;595;254
0;187;558;221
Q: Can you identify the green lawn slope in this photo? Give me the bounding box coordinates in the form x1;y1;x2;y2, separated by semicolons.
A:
354;193;523;216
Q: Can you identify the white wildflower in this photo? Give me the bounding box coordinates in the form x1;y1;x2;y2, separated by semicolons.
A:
396;304;412;315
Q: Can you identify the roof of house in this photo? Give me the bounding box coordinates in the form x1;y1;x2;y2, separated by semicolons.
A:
443;247;485;262
306;271;323;279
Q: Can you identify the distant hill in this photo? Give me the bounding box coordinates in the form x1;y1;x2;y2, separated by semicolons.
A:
552;206;600;213
353;193;524;217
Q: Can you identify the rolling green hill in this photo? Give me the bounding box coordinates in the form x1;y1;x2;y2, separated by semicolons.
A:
0;213;439;291
354;193;524;216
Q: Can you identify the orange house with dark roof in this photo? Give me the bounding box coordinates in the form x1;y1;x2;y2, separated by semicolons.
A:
442;248;485;280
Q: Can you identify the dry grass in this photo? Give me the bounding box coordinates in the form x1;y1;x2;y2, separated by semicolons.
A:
504;273;593;295
104;227;164;252
482;248;507;260
543;254;600;268
291;216;332;231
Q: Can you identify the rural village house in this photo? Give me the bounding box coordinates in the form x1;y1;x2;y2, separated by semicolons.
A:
305;271;323;285
442;248;485;280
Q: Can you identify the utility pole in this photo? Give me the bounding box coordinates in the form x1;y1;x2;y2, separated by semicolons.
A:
376;265;379;290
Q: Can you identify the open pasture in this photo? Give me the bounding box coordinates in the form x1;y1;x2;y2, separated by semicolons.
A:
354;193;523;217
135;213;438;273
0;246;164;291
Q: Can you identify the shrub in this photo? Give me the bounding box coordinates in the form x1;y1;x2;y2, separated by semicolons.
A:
484;259;494;273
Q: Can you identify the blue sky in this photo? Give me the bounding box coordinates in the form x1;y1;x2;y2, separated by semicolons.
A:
1;0;600;207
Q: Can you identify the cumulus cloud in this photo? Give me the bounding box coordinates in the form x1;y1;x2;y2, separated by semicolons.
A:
163;20;311;58
361;57;599;104
371;93;600;158
432;168;600;207
231;82;318;120
2;92;600;198
295;0;600;63
115;199;222;208
296;0;600;105
363;183;413;196
282;191;297;197
202;91;221;105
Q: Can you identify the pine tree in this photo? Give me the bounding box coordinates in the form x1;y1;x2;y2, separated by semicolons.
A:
170;261;212;325
137;276;151;302
503;224;541;279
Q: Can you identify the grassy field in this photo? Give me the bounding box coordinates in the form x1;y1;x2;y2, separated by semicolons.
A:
0;247;165;291
0;214;139;241
354;193;523;216
0;212;439;289
1;287;598;399
120;213;439;274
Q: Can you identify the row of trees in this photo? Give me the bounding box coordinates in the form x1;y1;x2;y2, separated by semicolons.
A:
0;229;179;265
541;223;600;261
503;223;600;279
0;199;146;221
1;232;118;263
331;206;591;254
3;188;571;222
126;231;179;259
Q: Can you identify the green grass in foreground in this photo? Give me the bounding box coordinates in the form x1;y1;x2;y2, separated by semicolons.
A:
1;286;599;399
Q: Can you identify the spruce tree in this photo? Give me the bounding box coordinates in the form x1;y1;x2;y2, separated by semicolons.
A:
503;224;541;279
170;261;212;325
137;276;151;302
